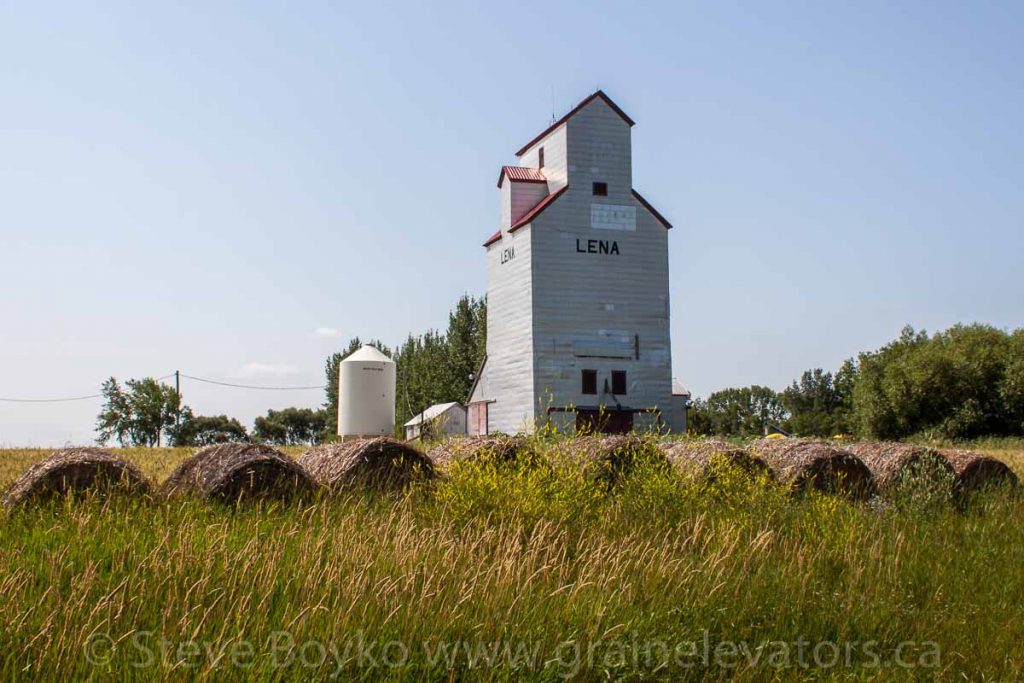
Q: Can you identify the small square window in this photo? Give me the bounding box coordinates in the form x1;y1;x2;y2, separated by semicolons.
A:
538;147;544;169
581;369;597;395
592;182;608;196
611;371;627;395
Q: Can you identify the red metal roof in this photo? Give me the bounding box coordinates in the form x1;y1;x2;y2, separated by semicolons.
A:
510;185;569;232
486;186;668;246
497;166;547;188
514;90;635;157
484;185;566;246
632;190;672;229
483;229;503;247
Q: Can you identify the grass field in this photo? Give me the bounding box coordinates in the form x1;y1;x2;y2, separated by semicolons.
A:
1;440;1022;681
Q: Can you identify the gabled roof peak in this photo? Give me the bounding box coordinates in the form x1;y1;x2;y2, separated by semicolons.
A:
514;90;635;157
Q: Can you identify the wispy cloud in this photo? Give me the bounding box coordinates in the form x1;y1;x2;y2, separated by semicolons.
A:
314;327;341;338
239;362;299;378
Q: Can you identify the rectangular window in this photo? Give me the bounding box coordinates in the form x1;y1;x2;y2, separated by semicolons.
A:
581;369;597;395
538;147;544;168
592;182;608;196
611;370;627;395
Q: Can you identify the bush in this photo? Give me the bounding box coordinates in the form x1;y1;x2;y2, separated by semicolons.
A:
853;324;1022;440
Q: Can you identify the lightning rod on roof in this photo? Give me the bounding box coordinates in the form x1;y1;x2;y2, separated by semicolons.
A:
550;85;556;124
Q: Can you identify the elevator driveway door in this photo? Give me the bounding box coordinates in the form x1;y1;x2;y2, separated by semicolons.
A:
575;409;633;435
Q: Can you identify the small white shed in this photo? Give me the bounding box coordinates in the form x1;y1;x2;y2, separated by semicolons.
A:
670;378;691;434
404;402;467;440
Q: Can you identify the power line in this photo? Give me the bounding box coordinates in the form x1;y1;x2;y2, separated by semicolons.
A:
179;374;325;391
0;393;103;404
0;372;321;403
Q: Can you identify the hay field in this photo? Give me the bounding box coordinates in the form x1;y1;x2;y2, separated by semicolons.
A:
1;440;1023;681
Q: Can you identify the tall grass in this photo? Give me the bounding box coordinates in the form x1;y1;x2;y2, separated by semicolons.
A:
0;443;1022;680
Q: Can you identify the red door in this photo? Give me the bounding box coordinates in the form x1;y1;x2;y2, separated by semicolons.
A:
576;409;633;435
468;402;488;435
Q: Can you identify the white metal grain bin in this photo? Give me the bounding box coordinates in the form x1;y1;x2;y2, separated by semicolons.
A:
337;345;396;437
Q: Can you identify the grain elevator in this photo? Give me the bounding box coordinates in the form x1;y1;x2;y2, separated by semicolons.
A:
467;91;673;435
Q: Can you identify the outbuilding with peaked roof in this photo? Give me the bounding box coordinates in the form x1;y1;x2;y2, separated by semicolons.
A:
404;402;467;440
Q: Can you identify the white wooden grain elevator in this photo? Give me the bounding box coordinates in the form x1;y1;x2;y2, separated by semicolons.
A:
467;91;674;435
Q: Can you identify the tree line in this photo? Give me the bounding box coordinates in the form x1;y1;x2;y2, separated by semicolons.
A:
689;324;1024;440
96;317;1020;446
95;295;486;446
95;376;330;447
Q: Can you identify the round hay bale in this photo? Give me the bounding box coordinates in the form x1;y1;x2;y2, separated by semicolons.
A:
3;447;151;506
564;435;668;488
162;443;316;502
659;440;772;481
427;436;533;467
299;437;435;490
940;449;1019;496
845;442;954;497
749;438;875;500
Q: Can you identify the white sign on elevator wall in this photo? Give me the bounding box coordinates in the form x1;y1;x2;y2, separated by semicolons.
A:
591;204;636;231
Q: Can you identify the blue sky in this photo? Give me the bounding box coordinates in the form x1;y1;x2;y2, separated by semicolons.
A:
2;1;1022;445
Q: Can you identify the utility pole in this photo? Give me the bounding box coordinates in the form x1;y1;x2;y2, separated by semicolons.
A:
175;370;181;428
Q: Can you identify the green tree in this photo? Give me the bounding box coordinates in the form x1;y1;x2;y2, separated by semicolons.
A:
1001;329;1024;433
686;397;713;436
171;412;248;446
253;407;328;445
834;358;857;408
781;364;855;436
394;329;451;431
444;295;487;404
853;324;1020;439
96;377;181;447
689;386;787;437
95;378;132;446
935;324;1011;437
